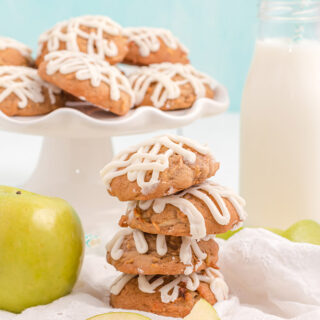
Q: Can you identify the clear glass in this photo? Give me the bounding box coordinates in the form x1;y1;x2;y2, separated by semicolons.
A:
240;0;320;229
258;0;320;40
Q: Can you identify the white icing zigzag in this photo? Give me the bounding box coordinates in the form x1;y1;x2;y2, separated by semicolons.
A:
0;66;60;109
110;268;229;304
0;36;32;57
100;134;212;195
107;228;215;275
129;63;217;109
123;27;188;57
44;51;134;103
37;15;123;59
131;181;247;239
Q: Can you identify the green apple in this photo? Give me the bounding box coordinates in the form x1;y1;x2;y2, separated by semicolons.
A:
87;312;151;320
216;228;243;240
184;299;220;320
283;219;320;245
0;186;84;313
217;227;285;240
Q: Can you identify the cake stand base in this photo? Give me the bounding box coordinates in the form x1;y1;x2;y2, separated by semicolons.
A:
22;136;126;230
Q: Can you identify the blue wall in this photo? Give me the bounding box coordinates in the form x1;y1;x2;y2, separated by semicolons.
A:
1;0;258;112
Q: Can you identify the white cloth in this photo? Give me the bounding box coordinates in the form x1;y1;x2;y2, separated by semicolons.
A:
1;228;319;320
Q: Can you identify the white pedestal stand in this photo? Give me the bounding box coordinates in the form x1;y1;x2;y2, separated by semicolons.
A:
0;86;229;231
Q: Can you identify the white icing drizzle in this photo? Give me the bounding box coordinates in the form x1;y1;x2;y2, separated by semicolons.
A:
100;134;212;195
156;234;167;256
111;268;229;304
44;50;134;103
106;228;133;260
123;27;188;57
134;180;247;239
128;63;217;109
0;66;60;109
107;228;211;274
132;229;148;254
138;275;164;293
37;15;122;59
110;273;135;295
0;36;32;57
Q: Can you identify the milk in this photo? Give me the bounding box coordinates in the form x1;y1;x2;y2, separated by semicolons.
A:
240;39;320;228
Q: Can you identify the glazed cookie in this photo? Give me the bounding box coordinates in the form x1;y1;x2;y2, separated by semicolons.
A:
120;181;247;239
0;37;33;67
38;50;134;116
100;134;219;201
0;66;63;116
123;27;189;65
107;229;219;275
110;268;228;318
36;15;127;66
128;63;216;110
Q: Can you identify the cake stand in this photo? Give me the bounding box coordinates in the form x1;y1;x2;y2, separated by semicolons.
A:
0;85;229;230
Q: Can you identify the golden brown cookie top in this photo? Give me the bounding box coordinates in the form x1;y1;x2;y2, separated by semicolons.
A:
123;27;188;57
100;134;217;200
0;36;32;58
107;228;218;275
41;50;134;103
128;181;247;239
129;63;217;109
0;66;61;110
37;15;124;62
110;267;228;304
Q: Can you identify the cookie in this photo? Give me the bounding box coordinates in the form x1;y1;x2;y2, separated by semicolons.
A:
0;37;33;67
38;50;134;116
128;63;216;110
0;66;63;116
123;27;189;65
100;134;219;201
110;268;228;318
107;229;218;275
36;15;127;66
120;181;247;239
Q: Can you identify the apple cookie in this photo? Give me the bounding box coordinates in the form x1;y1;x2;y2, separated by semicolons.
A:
36;15;127;66
0;66;63;116
120;181;247;239
110;268;228;318
107;229;218;275
123;27;189;65
0;36;33;67
128;63;216;110
100;134;219;201
38;50;134;115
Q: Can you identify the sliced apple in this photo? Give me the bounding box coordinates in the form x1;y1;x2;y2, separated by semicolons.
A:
283;219;320;245
87;312;151;320
184;299;220;320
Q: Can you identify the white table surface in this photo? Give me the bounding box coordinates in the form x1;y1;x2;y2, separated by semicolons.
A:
0;112;240;192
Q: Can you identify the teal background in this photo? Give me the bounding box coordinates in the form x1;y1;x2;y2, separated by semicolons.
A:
0;0;258;112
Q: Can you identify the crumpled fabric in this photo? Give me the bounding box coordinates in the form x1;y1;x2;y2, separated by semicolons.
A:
1;228;319;320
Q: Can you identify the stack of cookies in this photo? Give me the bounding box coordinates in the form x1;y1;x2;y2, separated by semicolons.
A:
0;15;218;117
101;134;247;318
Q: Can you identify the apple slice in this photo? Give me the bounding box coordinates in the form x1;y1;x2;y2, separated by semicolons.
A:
87;312;151;320
184;299;220;320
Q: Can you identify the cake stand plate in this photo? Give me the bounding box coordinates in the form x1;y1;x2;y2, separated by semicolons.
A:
0;85;229;230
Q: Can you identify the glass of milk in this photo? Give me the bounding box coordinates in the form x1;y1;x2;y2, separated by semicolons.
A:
240;0;320;228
